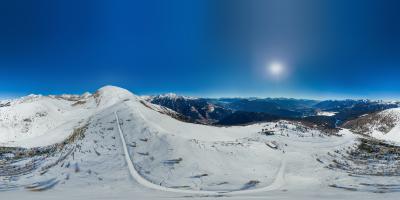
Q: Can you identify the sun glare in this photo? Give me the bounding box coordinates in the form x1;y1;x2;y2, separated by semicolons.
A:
268;62;284;77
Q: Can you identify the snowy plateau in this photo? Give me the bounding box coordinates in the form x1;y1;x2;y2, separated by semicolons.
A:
1;86;400;200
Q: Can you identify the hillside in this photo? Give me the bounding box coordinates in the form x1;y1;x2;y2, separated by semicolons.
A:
344;108;400;143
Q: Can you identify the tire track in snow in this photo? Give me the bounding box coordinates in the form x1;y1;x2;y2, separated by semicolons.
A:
115;111;286;196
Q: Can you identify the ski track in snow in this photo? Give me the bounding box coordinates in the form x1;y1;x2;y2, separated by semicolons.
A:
114;111;286;196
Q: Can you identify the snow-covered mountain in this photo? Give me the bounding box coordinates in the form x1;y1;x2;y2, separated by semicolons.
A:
146;94;233;124
344;108;400;143
0;92;95;147
1;86;400;200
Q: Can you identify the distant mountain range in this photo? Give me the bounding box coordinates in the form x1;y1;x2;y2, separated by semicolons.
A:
146;94;399;127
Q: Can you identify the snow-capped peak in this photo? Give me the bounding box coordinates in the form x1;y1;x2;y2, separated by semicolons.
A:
81;92;92;98
150;93;198;101
93;85;139;108
161;93;179;99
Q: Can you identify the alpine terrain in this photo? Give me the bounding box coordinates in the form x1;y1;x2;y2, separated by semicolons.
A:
1;86;400;200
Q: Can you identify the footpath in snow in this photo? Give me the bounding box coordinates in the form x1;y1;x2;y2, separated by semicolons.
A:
114;111;286;196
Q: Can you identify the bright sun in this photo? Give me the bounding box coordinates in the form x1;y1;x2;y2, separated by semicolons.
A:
268;62;284;77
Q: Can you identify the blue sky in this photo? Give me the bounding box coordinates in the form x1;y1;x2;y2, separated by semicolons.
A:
0;0;399;100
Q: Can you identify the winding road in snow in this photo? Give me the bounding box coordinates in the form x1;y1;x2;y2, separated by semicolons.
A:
114;111;286;196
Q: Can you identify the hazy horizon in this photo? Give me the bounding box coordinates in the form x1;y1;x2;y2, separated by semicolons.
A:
1;85;399;102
